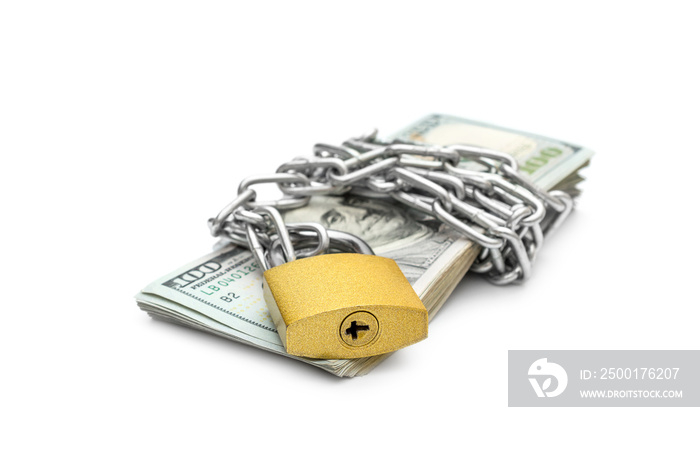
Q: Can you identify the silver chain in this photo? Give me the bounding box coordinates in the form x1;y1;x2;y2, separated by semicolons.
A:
208;130;574;285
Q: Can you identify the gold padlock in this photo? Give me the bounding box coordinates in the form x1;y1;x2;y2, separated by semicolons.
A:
263;253;428;359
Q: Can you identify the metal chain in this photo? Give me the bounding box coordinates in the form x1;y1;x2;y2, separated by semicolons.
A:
208;130;574;285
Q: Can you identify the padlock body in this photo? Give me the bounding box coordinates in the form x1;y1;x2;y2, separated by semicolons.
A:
263;253;428;359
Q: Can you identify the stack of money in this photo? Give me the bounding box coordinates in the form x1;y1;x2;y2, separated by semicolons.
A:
136;115;593;377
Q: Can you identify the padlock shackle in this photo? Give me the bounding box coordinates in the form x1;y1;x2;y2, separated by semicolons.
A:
267;229;374;269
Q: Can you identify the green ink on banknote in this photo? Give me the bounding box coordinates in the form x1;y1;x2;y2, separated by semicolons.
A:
521;147;564;175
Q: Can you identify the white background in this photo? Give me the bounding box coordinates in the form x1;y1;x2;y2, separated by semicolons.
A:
1;1;698;463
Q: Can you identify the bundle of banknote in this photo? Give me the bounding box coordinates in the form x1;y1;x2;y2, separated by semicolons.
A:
136;114;593;377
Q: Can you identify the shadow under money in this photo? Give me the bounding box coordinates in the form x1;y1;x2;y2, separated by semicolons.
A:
146;315;349;382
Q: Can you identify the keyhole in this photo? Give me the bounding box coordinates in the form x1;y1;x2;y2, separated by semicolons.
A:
340;311;379;347
345;321;370;340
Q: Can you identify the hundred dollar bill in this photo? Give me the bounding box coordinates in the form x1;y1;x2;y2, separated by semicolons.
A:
136;114;592;377
137;201;477;377
391;114;593;193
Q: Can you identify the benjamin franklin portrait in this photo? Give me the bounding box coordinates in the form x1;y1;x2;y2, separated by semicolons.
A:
283;195;456;283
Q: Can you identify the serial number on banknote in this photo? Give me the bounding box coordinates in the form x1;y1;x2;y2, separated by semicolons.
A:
170;259;260;299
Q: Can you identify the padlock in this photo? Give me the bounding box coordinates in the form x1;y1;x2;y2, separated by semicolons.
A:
263;253;428;359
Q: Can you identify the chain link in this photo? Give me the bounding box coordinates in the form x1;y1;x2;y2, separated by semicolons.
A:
208;131;574;284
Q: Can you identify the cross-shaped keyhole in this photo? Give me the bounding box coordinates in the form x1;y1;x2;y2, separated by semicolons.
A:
344;320;370;340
